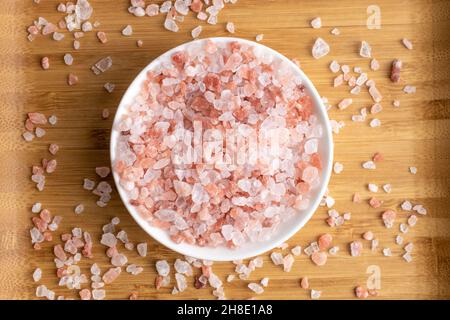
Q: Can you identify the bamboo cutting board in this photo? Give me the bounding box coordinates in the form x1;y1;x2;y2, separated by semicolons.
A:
0;0;449;300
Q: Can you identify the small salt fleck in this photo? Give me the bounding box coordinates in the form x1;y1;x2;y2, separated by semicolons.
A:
312;37;330;59
330;27;340;35
122;25;133;36
368;183;378;193
360;41;372;58
362;161;376;170
382;248;392;257
311;289;322;299
310;17;322;29
137;242;147;257
402;38;413;50
226;22;235;33
409;166;417;174
403;252;412;263
403;85;416;94
383;184;392;193
74;204;84;215
333;162;344;174
33;268;42;282
63;53;73;66
370;118;381;128
248;282;264;294
255;34;264;42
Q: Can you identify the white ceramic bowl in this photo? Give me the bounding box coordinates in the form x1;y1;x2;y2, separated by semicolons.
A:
110;37;333;261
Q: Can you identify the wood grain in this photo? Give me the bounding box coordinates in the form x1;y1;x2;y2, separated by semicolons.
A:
0;0;449;299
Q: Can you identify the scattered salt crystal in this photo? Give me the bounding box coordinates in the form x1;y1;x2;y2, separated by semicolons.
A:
362;161;376;170
350;241;363;257
156;260;170;276
63;53;73;66
310;17;322;29
136;243;147;257
248;283;264;294
291;246;302;256
312;38;330;59
401;38;413;50
74;204;84;215
383;184;392;193
409;166;417;174
329;60;340;73
191;26;202;38
368;183;378;193
32;202;42;213
122;25;133;36
370;118;381;128
370;58;380;71
382;248;392;256
403;252;412;263
401;200;412;211
338;98;352;110
396;235;404;245
330;27;340;35
403;85;416;94
33;268;42;282
404;242;414;253
255;34;264;42
333;162;344;174
95;166;110;178
359;41;372;58
226;22;235;33
311;289;321;299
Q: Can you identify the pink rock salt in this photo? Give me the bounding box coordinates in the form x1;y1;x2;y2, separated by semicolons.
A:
113;39;323;248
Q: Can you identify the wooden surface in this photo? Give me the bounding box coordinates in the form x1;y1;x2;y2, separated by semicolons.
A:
0;0;449;300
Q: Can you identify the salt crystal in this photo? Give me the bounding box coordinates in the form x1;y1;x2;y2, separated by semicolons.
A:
359;41;372;58
310;17;322;29
122;25;133;36
402;38;413;50
312;38;330;59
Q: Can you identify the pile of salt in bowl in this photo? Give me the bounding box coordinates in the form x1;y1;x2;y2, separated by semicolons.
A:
114;39;323;248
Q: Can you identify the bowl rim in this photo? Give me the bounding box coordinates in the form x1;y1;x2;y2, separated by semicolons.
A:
110;37;334;261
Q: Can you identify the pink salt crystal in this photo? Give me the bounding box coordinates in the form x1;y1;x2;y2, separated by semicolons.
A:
191;26;202;39
102;267;121;284
311;251;327;266
97;31;107;43
390;59;402;83
359;41;372;58
370;58;380;71
350;241;363;256
146;4;160;16
226;22;235;34
355;286;369;299
136;40;143;47
402;38;413;50
48;144;59;155
318;234;332;250
363;231;374;241
136;243;147;257
310;17;322;29
95;166;110;178
35;127;46;138
122;25;133;36
67;73;79;86
382;210;396;228
368;85;382;103
283;254;295;272
312;37;330;59
23;132;34;142
46;159;57;174
338;98;352;110
255;34;264;42
79;289;91;300
41;57;50;70
300;277;309;289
